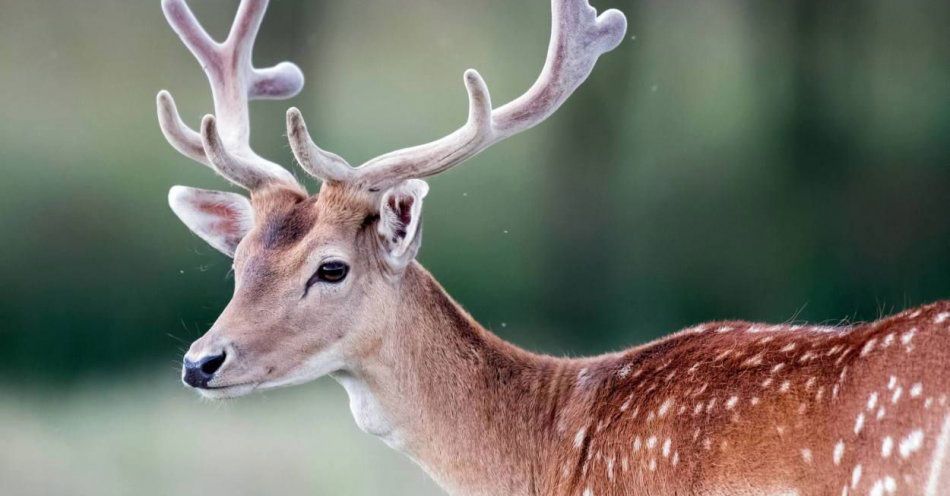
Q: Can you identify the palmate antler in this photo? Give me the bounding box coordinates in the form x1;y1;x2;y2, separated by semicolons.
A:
159;0;626;193
157;0;303;190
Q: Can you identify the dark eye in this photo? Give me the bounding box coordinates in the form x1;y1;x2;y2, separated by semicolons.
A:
308;261;349;286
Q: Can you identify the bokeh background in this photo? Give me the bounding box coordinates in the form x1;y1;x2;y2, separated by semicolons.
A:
1;0;947;494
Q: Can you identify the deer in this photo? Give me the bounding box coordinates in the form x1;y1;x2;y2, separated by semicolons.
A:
155;0;950;494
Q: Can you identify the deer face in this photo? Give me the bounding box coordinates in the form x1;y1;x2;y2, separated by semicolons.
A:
170;181;428;399
156;0;623;398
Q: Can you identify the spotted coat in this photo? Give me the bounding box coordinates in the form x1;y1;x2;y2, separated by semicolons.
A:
540;302;950;496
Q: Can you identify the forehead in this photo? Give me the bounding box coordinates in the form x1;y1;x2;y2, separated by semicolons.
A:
248;184;376;251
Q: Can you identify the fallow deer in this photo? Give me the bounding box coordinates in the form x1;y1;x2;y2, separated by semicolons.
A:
156;0;950;494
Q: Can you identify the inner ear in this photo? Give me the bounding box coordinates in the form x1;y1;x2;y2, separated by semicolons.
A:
387;195;414;241
377;179;429;267
168;185;254;257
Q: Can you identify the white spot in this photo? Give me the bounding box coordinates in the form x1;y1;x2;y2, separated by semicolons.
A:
751;397;761;406
834;440;845;465
633;436;641;451
781;343;797;353
762;377;774;388
693;428;701;440
855;413;866;434
882;333;895;348
780;380;791;393
693;403;703;416
935;312;949;324
901;328;917;346
882;437;894;458
836;347;852;365
743;353;764;367
583;488;593;496
925;397;934;409
861;338;877;356
877;407;886;420
908;309;922;318
662;438;671;457
577;368;590;387
816;386;825;402
833;384;841;399
799;351;815;363
648;458;657;471
646;436;657;449
884;476;896;493
852;464;863;489
574;428;587;448
707;398;717;412
726;396;739;409
887;376;897;390
798;403;807;415
924;414;950;495
869;480;884;496
801;448;813;463
910;383;923;398
805;377;817;390
771;363;786;374
658;398;674;417
891;387;903;404
868;392;879;411
899;429;924;458
618;363;632;378
715;325;734;333
777;425;786;435
607;457;614;480
671;451;679;466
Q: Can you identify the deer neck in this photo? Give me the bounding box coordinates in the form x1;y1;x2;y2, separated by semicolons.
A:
332;262;569;496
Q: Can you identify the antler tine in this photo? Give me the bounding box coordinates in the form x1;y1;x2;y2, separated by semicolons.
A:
286;108;356;184
353;0;627;190
157;0;304;190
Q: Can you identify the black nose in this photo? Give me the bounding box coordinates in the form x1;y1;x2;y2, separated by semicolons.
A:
182;351;227;388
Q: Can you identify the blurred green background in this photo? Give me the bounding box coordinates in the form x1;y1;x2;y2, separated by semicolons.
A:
0;0;947;494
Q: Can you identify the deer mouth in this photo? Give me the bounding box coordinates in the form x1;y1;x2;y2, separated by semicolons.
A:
195;382;258;400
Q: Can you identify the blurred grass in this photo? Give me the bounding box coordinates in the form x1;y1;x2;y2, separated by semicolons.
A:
0;375;444;496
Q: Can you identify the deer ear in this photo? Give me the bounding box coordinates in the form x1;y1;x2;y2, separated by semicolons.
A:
168;185;254;258
377;179;429;270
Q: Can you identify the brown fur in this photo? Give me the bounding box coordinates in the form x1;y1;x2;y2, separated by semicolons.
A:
186;184;950;495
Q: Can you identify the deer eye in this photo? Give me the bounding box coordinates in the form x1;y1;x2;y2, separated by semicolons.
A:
309;261;349;286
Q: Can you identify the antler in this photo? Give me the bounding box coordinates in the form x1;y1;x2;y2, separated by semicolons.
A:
157;0;304;190
288;0;627;191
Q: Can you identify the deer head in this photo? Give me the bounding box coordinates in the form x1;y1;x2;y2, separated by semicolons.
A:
159;0;626;399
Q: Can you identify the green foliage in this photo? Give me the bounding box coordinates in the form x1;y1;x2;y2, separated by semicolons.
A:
0;0;947;381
